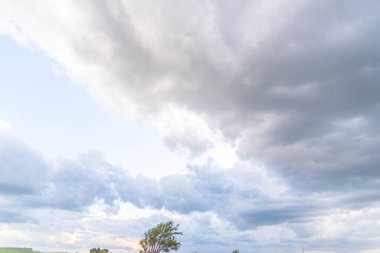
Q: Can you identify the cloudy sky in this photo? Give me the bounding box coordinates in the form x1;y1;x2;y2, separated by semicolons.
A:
0;1;380;252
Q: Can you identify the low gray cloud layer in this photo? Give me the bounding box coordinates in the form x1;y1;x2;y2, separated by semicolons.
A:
1;127;380;251
1;130;378;227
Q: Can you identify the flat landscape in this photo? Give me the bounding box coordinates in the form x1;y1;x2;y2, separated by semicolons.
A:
0;248;37;253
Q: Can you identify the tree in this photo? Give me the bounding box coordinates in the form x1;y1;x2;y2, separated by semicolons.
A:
232;250;239;253
139;221;182;253
90;248;109;253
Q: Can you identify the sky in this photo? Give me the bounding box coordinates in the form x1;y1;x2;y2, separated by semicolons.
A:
0;1;379;253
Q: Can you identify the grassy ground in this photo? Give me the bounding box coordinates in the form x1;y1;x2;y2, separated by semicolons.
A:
0;248;38;253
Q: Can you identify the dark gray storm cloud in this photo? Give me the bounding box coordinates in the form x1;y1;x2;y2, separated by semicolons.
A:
2;0;380;193
5;0;378;192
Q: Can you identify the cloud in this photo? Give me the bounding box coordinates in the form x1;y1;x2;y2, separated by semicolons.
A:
1;0;380;194
2;127;380;252
0;129;121;211
0;129;227;215
0;210;34;223
0;131;49;195
0;129;333;228
0;128;284;225
0;120;12;131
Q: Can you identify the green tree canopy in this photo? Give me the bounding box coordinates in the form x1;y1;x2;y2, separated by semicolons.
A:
139;221;182;253
89;248;109;253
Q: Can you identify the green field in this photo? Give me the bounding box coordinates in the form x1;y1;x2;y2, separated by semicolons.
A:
0;248;38;253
